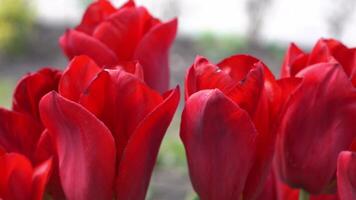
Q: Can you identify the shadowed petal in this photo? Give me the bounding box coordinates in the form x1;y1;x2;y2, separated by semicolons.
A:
181;89;257;200
116;86;180;200
39;92;116;200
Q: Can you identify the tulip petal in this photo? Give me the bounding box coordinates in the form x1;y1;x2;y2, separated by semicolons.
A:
13;68;61;123
39;92;116;200
217;54;260;81
79;69;162;162
134;18;178;92
0;108;41;160
280;43;309;78
185;56;237;99
93;7;145;61
276;63;356;193
0;153;33;200
31;158;52;200
75;0;116;35
59;55;101;102
337;151;356;200
116;86;180;200
59;29;118;67
181;89;257;200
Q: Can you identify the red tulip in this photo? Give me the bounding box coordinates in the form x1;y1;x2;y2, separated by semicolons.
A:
0;68;61;162
281;38;356;86
37;55;180;199
181;55;284;200
337;151;356;200
59;0;178;93
276;39;356;194
0;152;52;200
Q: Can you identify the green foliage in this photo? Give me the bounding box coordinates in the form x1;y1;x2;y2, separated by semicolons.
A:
0;78;15;108
0;0;35;55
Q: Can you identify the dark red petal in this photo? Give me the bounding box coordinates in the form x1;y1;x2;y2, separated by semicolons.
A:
75;0;116;35
59;55;101;102
93;7;145;61
0;153;33;200
34;130;66;200
31;158;52;200
185;56;237;98
59;29;118;67
79;69;162;163
276;63;356;193
116;86;180;200
227;63;264;116
134;18;178;93
337;151;356;200
13;68;61;123
217;54;260;81
180;89;257;200
0;108;42;160
281;43;309;78
39;92;116;200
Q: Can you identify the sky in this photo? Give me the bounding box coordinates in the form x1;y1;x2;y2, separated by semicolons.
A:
34;0;356;46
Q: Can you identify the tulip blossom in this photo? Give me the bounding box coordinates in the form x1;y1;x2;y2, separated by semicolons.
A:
0;152;52;200
0;55;179;199
46;55;179;199
275;39;356;194
0;68;61;162
59;0;178;92
180;55;289;200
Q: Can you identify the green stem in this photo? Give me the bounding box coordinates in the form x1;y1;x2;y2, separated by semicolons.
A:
299;189;310;200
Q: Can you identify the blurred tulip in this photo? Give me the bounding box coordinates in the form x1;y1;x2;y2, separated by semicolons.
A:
276;39;356;194
59;0;178;92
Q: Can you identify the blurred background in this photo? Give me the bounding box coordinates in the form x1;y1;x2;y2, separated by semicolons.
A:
0;0;355;199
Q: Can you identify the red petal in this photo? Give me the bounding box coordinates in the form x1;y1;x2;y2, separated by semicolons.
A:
280;43;309;78
337;151;356;200
31;158;53;200
39;92;116;200
276;63;356;193
0;153;33;200
134;18;178;93
59;55;101;102
227;63;264;116
217;54;260;81
113;61;144;81
79;69;163;163
185;56;237;99
59;29;118;67
75;0;116;35
93;7;146;61
116;86;180;199
180;89;257;200
13;68;61;123
0;108;42;160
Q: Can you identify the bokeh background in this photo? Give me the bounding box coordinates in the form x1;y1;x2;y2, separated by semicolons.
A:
0;0;355;199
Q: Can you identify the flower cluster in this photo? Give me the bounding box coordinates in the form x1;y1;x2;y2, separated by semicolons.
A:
0;0;355;200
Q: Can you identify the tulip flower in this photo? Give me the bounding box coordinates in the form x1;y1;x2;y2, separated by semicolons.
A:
59;0;178;93
0;152;52;200
275;39;356;195
0;68;61;162
337;151;356;200
41;55;179;199
180;55;287;200
281;38;355;86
